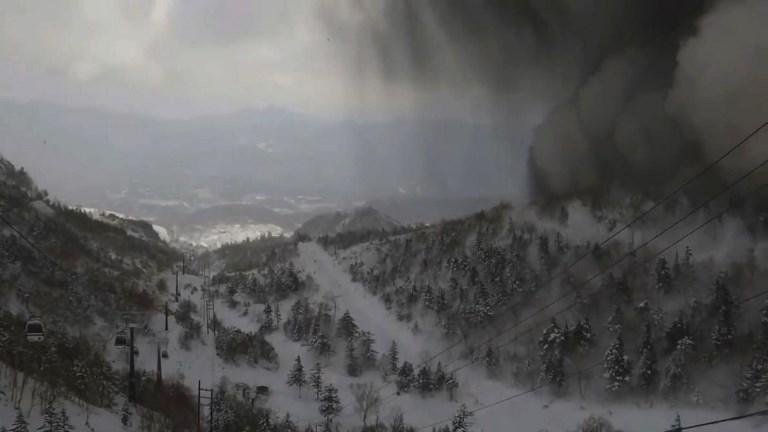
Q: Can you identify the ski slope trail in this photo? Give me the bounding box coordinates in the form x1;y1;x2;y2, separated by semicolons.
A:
297;242;445;362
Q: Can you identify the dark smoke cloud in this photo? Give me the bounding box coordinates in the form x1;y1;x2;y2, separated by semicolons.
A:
322;0;768;202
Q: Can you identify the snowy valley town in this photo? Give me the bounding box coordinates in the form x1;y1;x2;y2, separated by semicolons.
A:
1;1;768;431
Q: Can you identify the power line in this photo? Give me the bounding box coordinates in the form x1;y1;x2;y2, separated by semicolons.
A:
665;409;768;432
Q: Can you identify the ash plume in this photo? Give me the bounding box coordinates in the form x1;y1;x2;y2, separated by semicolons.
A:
322;0;768;203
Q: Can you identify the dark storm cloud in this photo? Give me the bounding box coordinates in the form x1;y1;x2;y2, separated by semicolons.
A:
323;0;768;201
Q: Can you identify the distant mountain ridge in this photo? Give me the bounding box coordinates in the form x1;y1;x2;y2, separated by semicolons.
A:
296;206;400;237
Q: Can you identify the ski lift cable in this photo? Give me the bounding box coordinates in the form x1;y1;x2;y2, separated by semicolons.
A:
411;120;768;368
664;409;768;432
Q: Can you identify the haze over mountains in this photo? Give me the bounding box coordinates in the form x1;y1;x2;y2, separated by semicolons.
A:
0;99;523;243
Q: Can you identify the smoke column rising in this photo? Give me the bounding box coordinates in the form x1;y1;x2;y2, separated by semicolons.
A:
322;0;768;202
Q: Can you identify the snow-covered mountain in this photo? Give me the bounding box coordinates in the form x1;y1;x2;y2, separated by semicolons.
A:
296;206;401;238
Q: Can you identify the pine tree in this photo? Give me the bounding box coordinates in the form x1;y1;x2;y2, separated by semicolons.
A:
310;362;324;400
358;331;378;369
58;409;73;432
120;400;132;426
656;257;672;293
433;362;447;391
603;333;632;392
397;361;415;393
736;301;768;403
606;305;624;335
311;332;334;357
451;404;473;432
665;313;691;354
387;341;400;375
637;323;658;391
445;373;459;401
346;339;361;377
663;336;695;395
9;410;28;432
337;310;359;340
710;278;735;355
483;344;499;370
670;413;682;432
538;319;565;387
37;405;57;432
416;365;434;394
571;318;594;353
319;385;342;423
287;355;307;397
423;284;435;310
275;303;282;328
262;303;275;332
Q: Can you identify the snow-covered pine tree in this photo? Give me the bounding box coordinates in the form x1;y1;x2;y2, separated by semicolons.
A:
358;331;378;369
9;410;28;432
656;257;672;293
662;336;695;396
416;365;433;394
538;319;566;387
262;303;275;332
451;404;473;432
710;277;736;355
670;413;682;432
433;362;447;391
736;301;768;403
337;310;359;340
58;408;74;432
665;313;691;354
346;339;361;377
310;362;324;400
422;284;435;311
311;332;333;357
388;341;400;375
275;303;282;328
37;405;57;432
637;323;658;391
483;344;500;370
397;361;415;393
571;318;595;353
606;305;624;335
603;333;632;392
120;400;132;426
287;355;307;397
319;384;342;423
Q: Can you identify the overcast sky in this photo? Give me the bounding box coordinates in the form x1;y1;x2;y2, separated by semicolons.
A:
0;0;374;118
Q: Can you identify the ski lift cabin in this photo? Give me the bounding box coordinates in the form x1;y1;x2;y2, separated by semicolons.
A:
25;317;45;342
114;330;128;348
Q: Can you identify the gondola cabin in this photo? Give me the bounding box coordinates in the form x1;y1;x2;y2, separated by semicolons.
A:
25;317;45;342
114;331;128;348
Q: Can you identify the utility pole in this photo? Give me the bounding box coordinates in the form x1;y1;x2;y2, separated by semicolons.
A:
156;344;163;387
128;326;136;402
165;302;169;331
182;254;186;275
197;380;214;432
175;270;179;301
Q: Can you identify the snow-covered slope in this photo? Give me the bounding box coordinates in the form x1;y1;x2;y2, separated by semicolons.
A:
297;206;400;238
